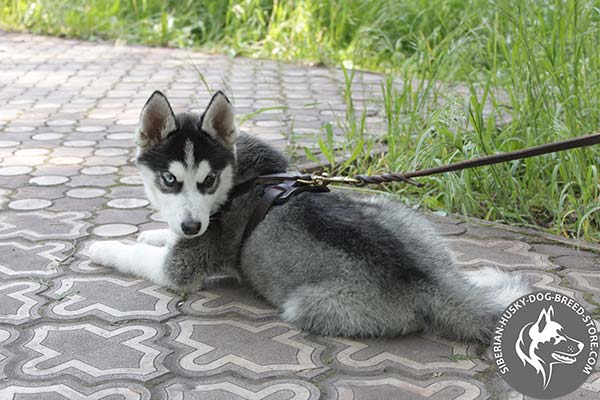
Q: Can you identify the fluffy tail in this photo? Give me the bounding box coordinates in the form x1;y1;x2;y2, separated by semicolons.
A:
420;267;530;343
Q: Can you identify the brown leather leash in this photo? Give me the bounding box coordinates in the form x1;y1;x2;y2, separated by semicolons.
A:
236;132;600;243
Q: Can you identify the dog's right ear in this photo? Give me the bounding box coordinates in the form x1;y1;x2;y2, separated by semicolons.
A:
137;91;177;150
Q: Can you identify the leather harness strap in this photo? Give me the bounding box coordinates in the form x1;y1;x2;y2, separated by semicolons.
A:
240;180;329;244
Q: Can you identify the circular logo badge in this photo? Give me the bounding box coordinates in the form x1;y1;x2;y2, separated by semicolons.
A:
493;291;598;398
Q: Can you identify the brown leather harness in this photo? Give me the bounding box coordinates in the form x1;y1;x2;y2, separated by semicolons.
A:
240;178;329;243
218;173;330;244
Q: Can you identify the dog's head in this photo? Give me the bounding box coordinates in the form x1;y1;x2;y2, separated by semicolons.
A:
135;91;237;238
515;306;584;389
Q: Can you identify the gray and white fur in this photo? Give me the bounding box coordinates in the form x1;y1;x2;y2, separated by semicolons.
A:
90;91;529;342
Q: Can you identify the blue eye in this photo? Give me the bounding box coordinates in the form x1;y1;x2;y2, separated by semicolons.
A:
161;172;177;186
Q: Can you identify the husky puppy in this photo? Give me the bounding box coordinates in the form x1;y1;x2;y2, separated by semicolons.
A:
90;91;529;342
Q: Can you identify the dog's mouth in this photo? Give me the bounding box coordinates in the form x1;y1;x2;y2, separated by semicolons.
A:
552;351;578;364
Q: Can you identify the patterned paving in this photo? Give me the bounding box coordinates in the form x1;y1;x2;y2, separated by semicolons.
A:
0;31;599;399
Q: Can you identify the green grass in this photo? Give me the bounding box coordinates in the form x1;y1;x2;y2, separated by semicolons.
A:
1;0;600;241
0;0;563;74
315;0;600;241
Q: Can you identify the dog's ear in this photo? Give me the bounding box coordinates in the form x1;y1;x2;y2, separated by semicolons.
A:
535;307;553;333
137;91;177;150
201;91;237;148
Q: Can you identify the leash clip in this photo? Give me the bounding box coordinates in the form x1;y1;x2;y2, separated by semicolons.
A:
297;173;362;187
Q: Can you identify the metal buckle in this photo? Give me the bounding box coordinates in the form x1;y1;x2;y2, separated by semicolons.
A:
297;173;362;187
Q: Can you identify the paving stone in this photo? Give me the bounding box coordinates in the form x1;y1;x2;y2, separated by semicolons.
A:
46;275;180;322
84;155;129;166
32;133;64;141
14;148;50;156
530;243;599;258
0;327;18;380
47;119;76;126
49;196;107;212
520;269;575;295
462;221;527;241
95;147;129;156
0;211;90;241
181;284;278;320
106;198;149;209
551;254;599;270
0;280;46;325
93;223;139;237
566;271;600;307
425;217;468;236
156;377;321;400
120;176;144;186
17;321;170;383
0;240;71;277
324;374;486;400
2;155;48;166
148;212;165;223
51;146;94;158
0;175;30;190
167;317;328;379
49;156;84;165
0;140;20;148
107;133;135;141
76;125;105;132
66;187;107;199
0;381;152;400
0;166;32;176
94;209;150;226
81;165;119;175
31;164;82;177
324;335;486;377
8;198;52;210
30;175;70;186
0;149;16;160
13;185;66;200
71;258;112;275
580;373;600;395
64;139;97;147
66;174;116;187
447;237;555;271
108;185;147;199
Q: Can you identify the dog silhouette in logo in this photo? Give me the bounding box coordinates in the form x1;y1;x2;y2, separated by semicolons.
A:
515;306;584;389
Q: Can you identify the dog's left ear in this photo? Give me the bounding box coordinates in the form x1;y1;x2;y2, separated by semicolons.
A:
201;91;237;148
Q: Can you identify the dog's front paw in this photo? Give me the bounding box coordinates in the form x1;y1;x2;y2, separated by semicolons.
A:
88;241;129;270
137;229;171;246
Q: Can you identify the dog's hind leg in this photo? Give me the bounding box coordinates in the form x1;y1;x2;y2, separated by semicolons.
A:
281;281;421;337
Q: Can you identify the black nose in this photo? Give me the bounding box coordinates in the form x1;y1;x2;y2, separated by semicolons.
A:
181;221;201;236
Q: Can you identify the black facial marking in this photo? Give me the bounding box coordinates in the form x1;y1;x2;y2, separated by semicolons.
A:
137;113;235;192
197;172;219;194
